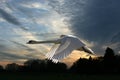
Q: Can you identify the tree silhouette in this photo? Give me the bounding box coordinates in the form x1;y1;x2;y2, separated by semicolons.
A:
24;59;46;72
0;65;4;72
1;47;120;74
103;47;116;73
46;59;67;72
5;63;19;72
69;47;118;74
104;47;115;60
23;59;67;73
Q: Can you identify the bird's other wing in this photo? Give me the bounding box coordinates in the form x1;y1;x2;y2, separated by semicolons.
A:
76;38;94;54
82;46;94;54
51;38;76;60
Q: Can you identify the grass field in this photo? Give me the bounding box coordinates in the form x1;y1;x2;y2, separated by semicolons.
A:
0;73;120;80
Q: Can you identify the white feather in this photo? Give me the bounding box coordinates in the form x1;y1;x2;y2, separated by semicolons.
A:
46;44;60;59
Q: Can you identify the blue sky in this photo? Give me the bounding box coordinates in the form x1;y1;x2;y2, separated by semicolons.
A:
0;0;120;65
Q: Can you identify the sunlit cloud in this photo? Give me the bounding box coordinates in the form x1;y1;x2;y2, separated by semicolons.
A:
20;1;47;10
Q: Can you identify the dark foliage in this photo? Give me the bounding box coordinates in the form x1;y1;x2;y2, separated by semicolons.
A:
1;47;120;74
70;47;119;74
0;65;4;72
5;63;19;72
3;59;67;73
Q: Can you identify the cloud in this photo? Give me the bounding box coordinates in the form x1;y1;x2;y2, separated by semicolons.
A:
0;8;20;25
0;51;29;61
0;40;45;61
10;40;35;51
0;39;11;51
110;32;120;43
0;44;7;51
48;0;120;54
11;28;50;56
0;40;34;61
10;40;46;58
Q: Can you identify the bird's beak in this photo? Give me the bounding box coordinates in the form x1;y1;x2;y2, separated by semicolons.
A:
82;46;94;54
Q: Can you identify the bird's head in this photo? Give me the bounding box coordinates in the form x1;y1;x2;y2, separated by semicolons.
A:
27;40;37;44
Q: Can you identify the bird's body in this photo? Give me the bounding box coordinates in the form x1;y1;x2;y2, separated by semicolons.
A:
27;35;94;63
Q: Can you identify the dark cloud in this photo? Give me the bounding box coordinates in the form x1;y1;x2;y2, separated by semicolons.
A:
0;39;10;51
0;44;7;51
108;32;120;52
80;0;120;41
59;0;120;41
48;0;120;53
110;32;120;43
0;8;28;31
0;8;21;25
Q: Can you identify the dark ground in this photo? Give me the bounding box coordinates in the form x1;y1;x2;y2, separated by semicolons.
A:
0;73;120;80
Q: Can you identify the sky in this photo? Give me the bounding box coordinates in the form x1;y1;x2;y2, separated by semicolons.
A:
0;0;120;66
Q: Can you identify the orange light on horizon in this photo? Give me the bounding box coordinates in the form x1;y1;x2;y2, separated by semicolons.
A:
0;61;24;68
61;50;97;67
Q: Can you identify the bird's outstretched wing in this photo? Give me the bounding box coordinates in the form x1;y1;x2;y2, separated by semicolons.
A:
49;38;80;62
45;43;60;59
46;38;72;62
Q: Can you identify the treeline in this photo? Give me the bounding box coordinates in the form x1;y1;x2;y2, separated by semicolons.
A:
0;47;120;74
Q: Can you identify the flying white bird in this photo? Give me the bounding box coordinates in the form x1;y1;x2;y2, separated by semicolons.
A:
27;35;94;63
